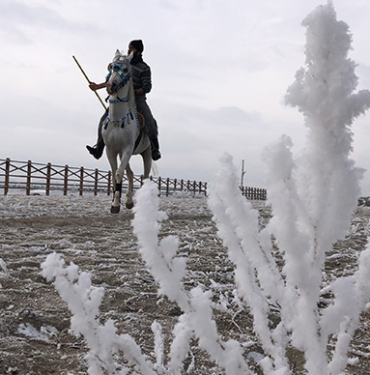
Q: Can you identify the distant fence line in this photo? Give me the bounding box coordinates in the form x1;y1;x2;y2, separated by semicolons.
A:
0;158;267;200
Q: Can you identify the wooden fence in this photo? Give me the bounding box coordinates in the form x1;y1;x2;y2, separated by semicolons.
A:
0;158;267;200
240;185;267;201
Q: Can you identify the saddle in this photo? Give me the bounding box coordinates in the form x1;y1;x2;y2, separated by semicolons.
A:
137;111;146;131
134;110;147;152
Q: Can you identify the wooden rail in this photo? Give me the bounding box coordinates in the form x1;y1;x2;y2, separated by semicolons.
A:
0;158;267;200
239;185;267;201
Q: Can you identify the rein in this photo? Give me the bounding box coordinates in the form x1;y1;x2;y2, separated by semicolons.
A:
105;110;135;129
115;72;131;92
109;95;129;104
109;63;131;95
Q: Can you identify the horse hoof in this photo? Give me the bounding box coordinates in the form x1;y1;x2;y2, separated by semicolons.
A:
111;205;120;214
126;202;134;210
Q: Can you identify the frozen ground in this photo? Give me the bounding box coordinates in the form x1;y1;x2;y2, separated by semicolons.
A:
0;194;370;374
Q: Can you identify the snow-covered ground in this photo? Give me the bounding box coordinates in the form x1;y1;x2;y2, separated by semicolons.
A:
0;194;370;374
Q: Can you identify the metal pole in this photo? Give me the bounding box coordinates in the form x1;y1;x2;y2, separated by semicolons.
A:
72;55;107;110
241;160;246;188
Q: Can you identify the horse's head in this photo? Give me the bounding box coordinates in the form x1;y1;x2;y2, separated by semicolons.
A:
106;50;133;96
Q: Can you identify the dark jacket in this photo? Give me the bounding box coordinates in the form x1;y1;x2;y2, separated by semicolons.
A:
130;55;152;95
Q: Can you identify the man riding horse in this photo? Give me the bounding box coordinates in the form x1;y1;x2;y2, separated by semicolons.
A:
86;39;161;161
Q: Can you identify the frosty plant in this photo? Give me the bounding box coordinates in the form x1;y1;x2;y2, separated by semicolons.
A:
42;183;253;375
41;252;158;375
209;2;370;374
41;2;370;375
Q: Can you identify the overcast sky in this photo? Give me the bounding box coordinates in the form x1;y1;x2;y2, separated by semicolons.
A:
1;0;370;194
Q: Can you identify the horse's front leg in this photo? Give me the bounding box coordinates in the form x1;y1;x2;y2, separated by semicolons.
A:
107;152;121;214
111;177;122;214
125;163;134;209
112;148;133;212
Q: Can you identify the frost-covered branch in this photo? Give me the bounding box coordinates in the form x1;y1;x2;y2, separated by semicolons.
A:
132;180;253;375
131;180;189;312
41;253;156;375
208;153;290;374
281;4;370;372
209;3;370;375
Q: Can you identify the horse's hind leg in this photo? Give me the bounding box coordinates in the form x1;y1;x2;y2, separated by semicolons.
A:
125;163;134;209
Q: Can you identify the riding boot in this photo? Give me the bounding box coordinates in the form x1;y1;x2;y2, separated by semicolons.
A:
86;109;107;160
86;137;105;159
151;137;161;161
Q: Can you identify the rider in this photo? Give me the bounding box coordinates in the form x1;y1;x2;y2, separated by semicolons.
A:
86;39;161;161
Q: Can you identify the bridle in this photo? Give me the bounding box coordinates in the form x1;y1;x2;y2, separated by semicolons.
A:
107;55;131;97
105;53;137;129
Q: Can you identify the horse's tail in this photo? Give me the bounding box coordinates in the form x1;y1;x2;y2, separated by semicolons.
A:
151;161;158;176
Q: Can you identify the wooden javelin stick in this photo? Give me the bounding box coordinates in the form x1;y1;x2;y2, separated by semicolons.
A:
72;55;107;110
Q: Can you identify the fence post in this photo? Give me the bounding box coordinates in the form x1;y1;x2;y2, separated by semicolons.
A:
193;180;196;196
158;177;162;196
107;170;111;196
204;182;207;196
63;165;68;196
199;181;202;194
79;166;84;196
166;178;170;196
180;179;184;191
140;174;144;186
45;163;51;196
4;158;10;196
174;178;177;192
94;169;99;196
26;160;32;196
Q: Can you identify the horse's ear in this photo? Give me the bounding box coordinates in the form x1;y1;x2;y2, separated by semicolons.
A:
115;49;120;56
127;51;134;61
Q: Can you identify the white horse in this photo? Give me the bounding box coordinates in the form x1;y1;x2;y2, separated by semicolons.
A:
103;50;152;213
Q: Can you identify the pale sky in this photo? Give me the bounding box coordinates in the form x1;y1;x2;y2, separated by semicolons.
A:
1;0;370;194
